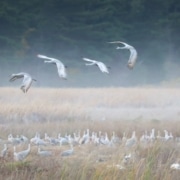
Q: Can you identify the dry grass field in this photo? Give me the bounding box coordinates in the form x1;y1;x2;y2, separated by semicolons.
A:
0;87;180;180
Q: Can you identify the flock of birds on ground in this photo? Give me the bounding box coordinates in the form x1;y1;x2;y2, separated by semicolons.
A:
0;128;180;170
9;41;138;93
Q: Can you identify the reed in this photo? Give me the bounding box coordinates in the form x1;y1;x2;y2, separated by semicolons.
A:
0;87;179;179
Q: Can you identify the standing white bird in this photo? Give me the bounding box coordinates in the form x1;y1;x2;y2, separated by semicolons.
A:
123;153;132;164
13;144;31;161
61;144;74;156
44;133;60;145
58;134;69;146
8;134;22;145
170;163;180;170
20;135;29;143
9;72;36;93
0;144;8;158
37;147;52;157
125;131;137;147
37;54;67;79
110;131;121;145
108;41;137;69
82;58;109;74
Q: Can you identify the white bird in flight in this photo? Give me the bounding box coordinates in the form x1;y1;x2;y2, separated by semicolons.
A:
37;54;67;79
82;58;109;74
109;41;137;69
9;72;36;93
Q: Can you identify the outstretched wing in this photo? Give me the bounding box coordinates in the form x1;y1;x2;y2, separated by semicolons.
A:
37;54;56;61
82;58;97;63
37;54;50;59
108;41;124;44
37;54;64;65
108;41;128;47
37;54;58;63
9;73;26;82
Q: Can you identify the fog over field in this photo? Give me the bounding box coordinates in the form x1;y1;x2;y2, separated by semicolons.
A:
1;53;180;88
1;54;180;123
0;87;180;124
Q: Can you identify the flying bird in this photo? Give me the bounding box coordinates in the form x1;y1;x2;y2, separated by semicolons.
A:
37;54;67;79
9;72;36;93
109;41;137;69
82;58;109;74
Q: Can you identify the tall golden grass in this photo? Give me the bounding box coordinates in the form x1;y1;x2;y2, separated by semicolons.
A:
0;87;180;180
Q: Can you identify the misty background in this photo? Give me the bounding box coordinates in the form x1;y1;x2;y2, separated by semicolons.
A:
0;0;180;88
